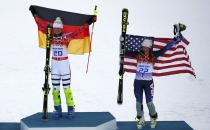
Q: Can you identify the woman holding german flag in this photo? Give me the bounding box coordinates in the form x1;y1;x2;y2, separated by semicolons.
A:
51;17;96;119
29;5;97;120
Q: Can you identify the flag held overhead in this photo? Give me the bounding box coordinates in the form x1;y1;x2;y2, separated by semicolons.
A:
29;5;96;26
29;5;96;55
123;34;196;77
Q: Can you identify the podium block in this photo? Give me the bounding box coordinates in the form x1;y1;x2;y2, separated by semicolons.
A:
0;112;194;130
0;123;20;130
20;112;117;130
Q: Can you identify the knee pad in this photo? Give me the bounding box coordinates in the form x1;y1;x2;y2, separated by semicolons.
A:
52;89;61;106
64;88;75;106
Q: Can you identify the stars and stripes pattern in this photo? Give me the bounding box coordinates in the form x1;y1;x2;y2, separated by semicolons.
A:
123;34;195;77
125;34;144;56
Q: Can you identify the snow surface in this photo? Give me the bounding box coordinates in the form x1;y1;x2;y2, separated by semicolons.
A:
0;0;210;130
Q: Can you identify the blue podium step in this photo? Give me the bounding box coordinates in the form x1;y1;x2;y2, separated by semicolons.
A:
0;123;20;130
0;113;194;130
21;112;117;130
117;121;193;130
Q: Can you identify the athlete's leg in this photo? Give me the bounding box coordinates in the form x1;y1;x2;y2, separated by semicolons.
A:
134;80;144;117
60;60;75;119
51;60;62;118
144;80;157;116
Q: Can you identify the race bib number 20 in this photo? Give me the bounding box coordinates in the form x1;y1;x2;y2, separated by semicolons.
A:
54;50;63;56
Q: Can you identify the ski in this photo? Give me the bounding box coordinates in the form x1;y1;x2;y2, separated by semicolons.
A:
42;25;52;120
117;8;129;105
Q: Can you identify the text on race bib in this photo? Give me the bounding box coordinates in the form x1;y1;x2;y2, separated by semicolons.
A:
137;62;153;74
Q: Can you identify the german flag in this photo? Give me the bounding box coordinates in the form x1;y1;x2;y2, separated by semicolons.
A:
29;5;96;55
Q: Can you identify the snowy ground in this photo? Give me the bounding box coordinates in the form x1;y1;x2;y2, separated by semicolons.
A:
0;0;210;130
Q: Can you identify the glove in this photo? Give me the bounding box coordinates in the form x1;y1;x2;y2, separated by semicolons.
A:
93;15;97;22
119;68;124;75
87;16;97;25
119;35;124;42
44;66;51;72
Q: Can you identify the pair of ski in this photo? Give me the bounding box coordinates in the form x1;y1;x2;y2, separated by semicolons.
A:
42;25;52;120
117;8;129;105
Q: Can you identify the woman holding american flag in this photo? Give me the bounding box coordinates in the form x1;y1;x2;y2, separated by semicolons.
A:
133;23;186;129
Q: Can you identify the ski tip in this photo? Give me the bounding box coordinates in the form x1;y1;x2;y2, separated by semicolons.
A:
122;8;128;11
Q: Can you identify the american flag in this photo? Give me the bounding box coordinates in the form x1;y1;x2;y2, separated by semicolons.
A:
123;34;195;77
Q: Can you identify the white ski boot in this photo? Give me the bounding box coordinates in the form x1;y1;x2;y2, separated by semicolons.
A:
150;113;158;128
136;116;145;129
150;117;157;128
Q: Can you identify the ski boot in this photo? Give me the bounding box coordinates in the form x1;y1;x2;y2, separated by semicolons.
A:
54;105;62;119
67;106;75;119
136;115;145;129
150;113;158;128
64;87;75;119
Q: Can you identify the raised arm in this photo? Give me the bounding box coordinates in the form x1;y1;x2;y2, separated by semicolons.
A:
153;23;187;59
152;36;181;59
63;24;89;42
63;15;97;43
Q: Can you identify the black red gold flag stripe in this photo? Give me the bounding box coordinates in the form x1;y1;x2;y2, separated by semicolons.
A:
29;5;96;55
